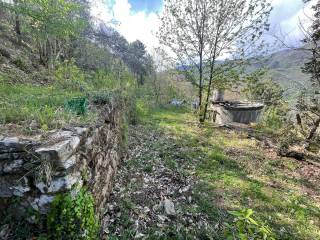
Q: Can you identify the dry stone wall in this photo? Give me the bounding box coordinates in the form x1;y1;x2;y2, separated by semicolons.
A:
0;103;125;219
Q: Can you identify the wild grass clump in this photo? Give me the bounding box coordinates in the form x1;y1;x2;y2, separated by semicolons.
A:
0;60;137;132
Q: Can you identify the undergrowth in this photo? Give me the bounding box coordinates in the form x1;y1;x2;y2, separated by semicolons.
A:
132;105;320;240
0;60;137;133
47;187;99;240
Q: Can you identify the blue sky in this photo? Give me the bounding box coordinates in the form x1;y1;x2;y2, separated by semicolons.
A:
128;0;162;12
90;0;316;51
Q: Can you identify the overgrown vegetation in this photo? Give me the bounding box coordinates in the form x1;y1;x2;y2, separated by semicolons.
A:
122;106;320;239
0;0;140;134
0;188;99;240
0;0;319;239
47;187;99;240
243;70;289;132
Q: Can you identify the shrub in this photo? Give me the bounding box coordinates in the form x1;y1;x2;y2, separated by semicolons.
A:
11;58;30;73
225;208;275;240
47;187;99;240
261;104;288;131
90;90;114;105
54;59;87;91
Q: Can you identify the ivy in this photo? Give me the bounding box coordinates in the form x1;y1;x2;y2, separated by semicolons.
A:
47;187;99;240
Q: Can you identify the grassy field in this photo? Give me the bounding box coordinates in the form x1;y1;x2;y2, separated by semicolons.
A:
127;105;320;239
0;83;98;134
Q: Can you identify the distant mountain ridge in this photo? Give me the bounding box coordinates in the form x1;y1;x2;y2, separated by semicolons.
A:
251;48;312;101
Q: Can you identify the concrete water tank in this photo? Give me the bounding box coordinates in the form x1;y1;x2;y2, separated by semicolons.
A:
212;101;264;125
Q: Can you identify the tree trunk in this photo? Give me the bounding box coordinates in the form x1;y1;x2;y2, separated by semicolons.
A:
198;50;204;122
201;55;217;122
13;0;21;44
307;116;320;141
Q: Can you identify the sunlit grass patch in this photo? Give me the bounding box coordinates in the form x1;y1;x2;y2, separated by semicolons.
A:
139;106;320;239
0;83;97;132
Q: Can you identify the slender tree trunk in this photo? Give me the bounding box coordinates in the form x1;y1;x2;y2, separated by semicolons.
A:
307;116;320;141
13;0;21;44
201;24;220;122
198;50;204;122
202;59;216;122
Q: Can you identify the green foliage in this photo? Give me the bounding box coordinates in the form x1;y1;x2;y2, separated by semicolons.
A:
243;70;288;131
89;67;135;92
260;104;288;131
11;58;29;73
2;0;87;67
0;83;97;131
55;59;87;91
243;70;284;107
90;90;114;105
13;0;86;40
225;209;275;240
47;187;99;240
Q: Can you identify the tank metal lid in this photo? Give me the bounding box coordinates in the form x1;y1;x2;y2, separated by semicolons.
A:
213;101;264;110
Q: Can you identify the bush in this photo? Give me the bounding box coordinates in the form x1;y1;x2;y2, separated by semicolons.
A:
225;208;275;240
90;90;115;105
261;104;288;131
55;59;87;91
11;58;30;73
47;187;99;240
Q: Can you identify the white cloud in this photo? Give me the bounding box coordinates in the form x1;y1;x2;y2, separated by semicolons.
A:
268;0;316;44
89;0;317;52
89;0;114;23
90;0;160;51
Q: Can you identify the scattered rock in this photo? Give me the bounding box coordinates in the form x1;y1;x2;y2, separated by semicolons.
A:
163;199;176;216
30;195;55;213
36;172;82;193
0;224;10;240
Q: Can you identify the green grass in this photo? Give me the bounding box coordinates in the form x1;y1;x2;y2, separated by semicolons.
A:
0;83;97;132
138;105;320;239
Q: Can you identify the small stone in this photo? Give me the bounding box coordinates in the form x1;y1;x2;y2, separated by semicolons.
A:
30;195;55;213
163;199;176;216
0;175;30;197
3;159;24;173
158;215;169;222
135;232;145;238
74;127;89;136
11;177;30;197
60;155;77;169
0;224;10;240
36;172;81;193
29;120;39;129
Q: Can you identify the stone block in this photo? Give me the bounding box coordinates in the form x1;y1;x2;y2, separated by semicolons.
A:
3;159;24;174
0;176;30;197
0;152;27;161
36;172;82;194
35;132;80;166
30;195;55;213
12;177;30;197
0;137;35;154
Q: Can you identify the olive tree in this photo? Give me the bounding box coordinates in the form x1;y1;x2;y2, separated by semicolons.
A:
158;0;272;122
